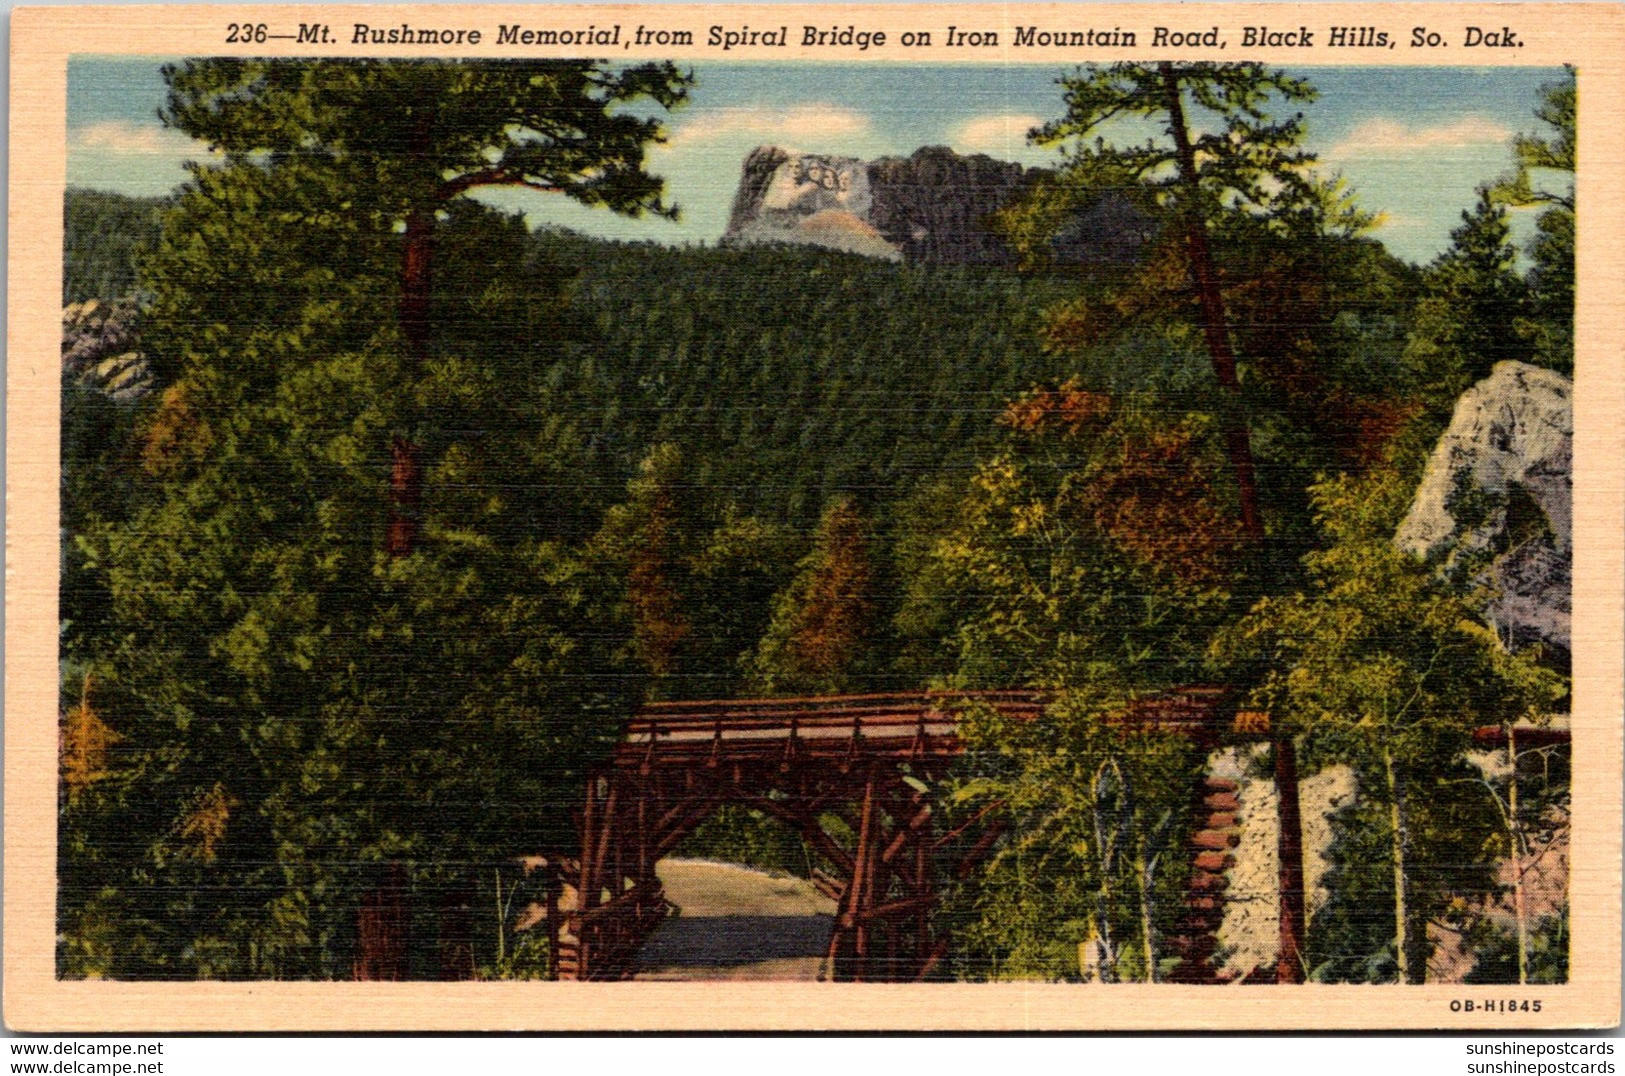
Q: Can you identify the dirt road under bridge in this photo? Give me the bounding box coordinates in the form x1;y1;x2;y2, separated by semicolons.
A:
632;859;837;981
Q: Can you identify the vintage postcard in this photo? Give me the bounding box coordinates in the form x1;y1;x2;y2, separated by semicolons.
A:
7;2;1622;1031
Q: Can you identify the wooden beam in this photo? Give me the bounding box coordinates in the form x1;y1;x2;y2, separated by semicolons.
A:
933;800;1002;851
593;784;619;905
955;819;1007;880
579;776;599;912
736;792;858;877
810;867;847;903
653;798;724;859
913;938;951;982
845;893;937;923
850;773;879;979
881;803;933;865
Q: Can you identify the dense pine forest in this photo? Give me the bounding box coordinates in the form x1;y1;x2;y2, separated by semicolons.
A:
59;61;1573;986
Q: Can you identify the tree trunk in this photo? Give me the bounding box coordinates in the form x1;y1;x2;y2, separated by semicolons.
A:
1157;64;1265;543
1089;908;1116;983
1161;65;1307;981
386;435;422;557
1507;725;1529;985
1089;767;1121;983
494;869;507;966
358;119;440;977
400;208;434;362
1382;744;1416;983
353;863;409;981
1273;737;1307;982
386;208;434;556
436;879;477;981
1137;850;1158;983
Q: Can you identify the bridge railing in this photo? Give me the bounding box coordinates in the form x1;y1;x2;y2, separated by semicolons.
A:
616;687;1237;762
618;690;1039;760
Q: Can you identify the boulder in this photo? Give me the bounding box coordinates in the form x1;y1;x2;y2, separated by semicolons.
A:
1395;361;1572;655
1207;746;1358;983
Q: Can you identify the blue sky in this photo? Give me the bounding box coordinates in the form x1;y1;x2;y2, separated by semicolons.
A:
67;58;1567;264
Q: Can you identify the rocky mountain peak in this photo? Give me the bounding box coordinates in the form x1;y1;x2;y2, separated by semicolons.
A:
722;144;1150;266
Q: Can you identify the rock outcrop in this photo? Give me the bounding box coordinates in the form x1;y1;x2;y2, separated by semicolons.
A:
1395;361;1572;655
63;299;153;401
1188;747;1356;984
723;144;1151;266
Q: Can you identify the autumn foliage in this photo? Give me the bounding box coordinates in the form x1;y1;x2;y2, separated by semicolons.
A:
60;676;119;806
140;382;212;476
626;491;692;681
1000;381;1245;588
749;498;876;696
1082;418;1249;589
999;377;1113;439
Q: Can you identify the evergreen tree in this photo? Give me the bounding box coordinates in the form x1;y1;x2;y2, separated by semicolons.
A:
1028;62;1325;542
161;58;690;556
593;444;795;700
1405;190;1532;409
1490;69;1576;374
61;59;687;979
686;506;797;698
598;444;699;690
748;498;878;696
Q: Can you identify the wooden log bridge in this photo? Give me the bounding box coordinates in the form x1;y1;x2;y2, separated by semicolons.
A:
549;688;1230;982
545;690;1570;982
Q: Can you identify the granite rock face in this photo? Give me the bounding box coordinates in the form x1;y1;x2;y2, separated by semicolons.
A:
866;146;1034;265
724;146;900;260
723;144;1150;266
1395;361;1572;655
63;299;153;401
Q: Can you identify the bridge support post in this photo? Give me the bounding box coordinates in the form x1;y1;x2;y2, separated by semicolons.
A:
828;769;880;981
541;858;563;981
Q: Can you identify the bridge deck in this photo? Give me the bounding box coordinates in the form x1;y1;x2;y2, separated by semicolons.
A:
615;688;1231;763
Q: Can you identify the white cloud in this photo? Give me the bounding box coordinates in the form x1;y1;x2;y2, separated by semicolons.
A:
953;113;1046;156
668;104;871;148
1325;116;1512;159
72;120;202;156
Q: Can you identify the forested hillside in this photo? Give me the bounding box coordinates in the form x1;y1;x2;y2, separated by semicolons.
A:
65;189;1088;527
550;234;1084;525
64;188;167;305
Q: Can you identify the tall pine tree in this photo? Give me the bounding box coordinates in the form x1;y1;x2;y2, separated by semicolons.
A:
65;60;686;980
1021;61;1334;979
